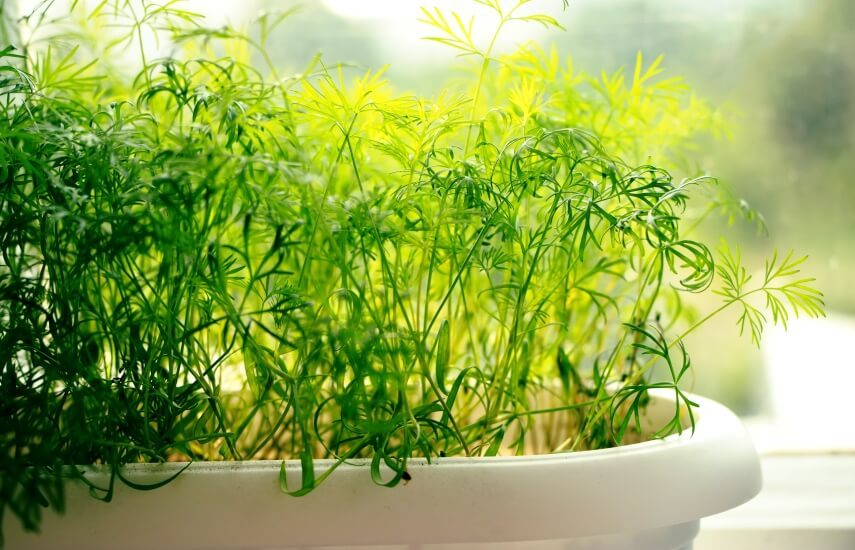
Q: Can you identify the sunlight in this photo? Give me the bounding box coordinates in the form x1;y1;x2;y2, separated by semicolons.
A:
321;0;416;19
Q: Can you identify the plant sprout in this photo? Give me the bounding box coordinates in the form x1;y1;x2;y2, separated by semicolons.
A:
0;0;823;543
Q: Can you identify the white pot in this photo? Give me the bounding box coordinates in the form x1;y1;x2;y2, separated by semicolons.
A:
4;390;760;550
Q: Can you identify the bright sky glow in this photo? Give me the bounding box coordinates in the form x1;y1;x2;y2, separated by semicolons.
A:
321;0;417;19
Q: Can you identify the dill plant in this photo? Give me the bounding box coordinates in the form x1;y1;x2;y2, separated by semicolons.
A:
0;0;823;541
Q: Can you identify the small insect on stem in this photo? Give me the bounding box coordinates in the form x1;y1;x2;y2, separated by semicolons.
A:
402;471;412;485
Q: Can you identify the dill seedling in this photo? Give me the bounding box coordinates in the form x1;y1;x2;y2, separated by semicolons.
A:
0;0;823;542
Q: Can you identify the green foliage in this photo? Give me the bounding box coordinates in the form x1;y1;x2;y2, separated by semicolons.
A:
714;244;825;346
0;0;822;541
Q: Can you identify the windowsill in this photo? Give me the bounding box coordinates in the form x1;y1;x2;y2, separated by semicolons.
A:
695;454;855;549
698;312;855;548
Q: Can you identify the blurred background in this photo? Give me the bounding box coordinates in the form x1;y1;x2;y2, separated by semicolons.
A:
11;0;855;448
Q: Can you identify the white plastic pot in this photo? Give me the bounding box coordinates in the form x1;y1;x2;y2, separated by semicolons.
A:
4;390;761;550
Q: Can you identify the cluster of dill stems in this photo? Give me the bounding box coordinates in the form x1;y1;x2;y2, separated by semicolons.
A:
0;0;823;540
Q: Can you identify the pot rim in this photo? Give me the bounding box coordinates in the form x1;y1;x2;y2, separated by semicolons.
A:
7;389;762;549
